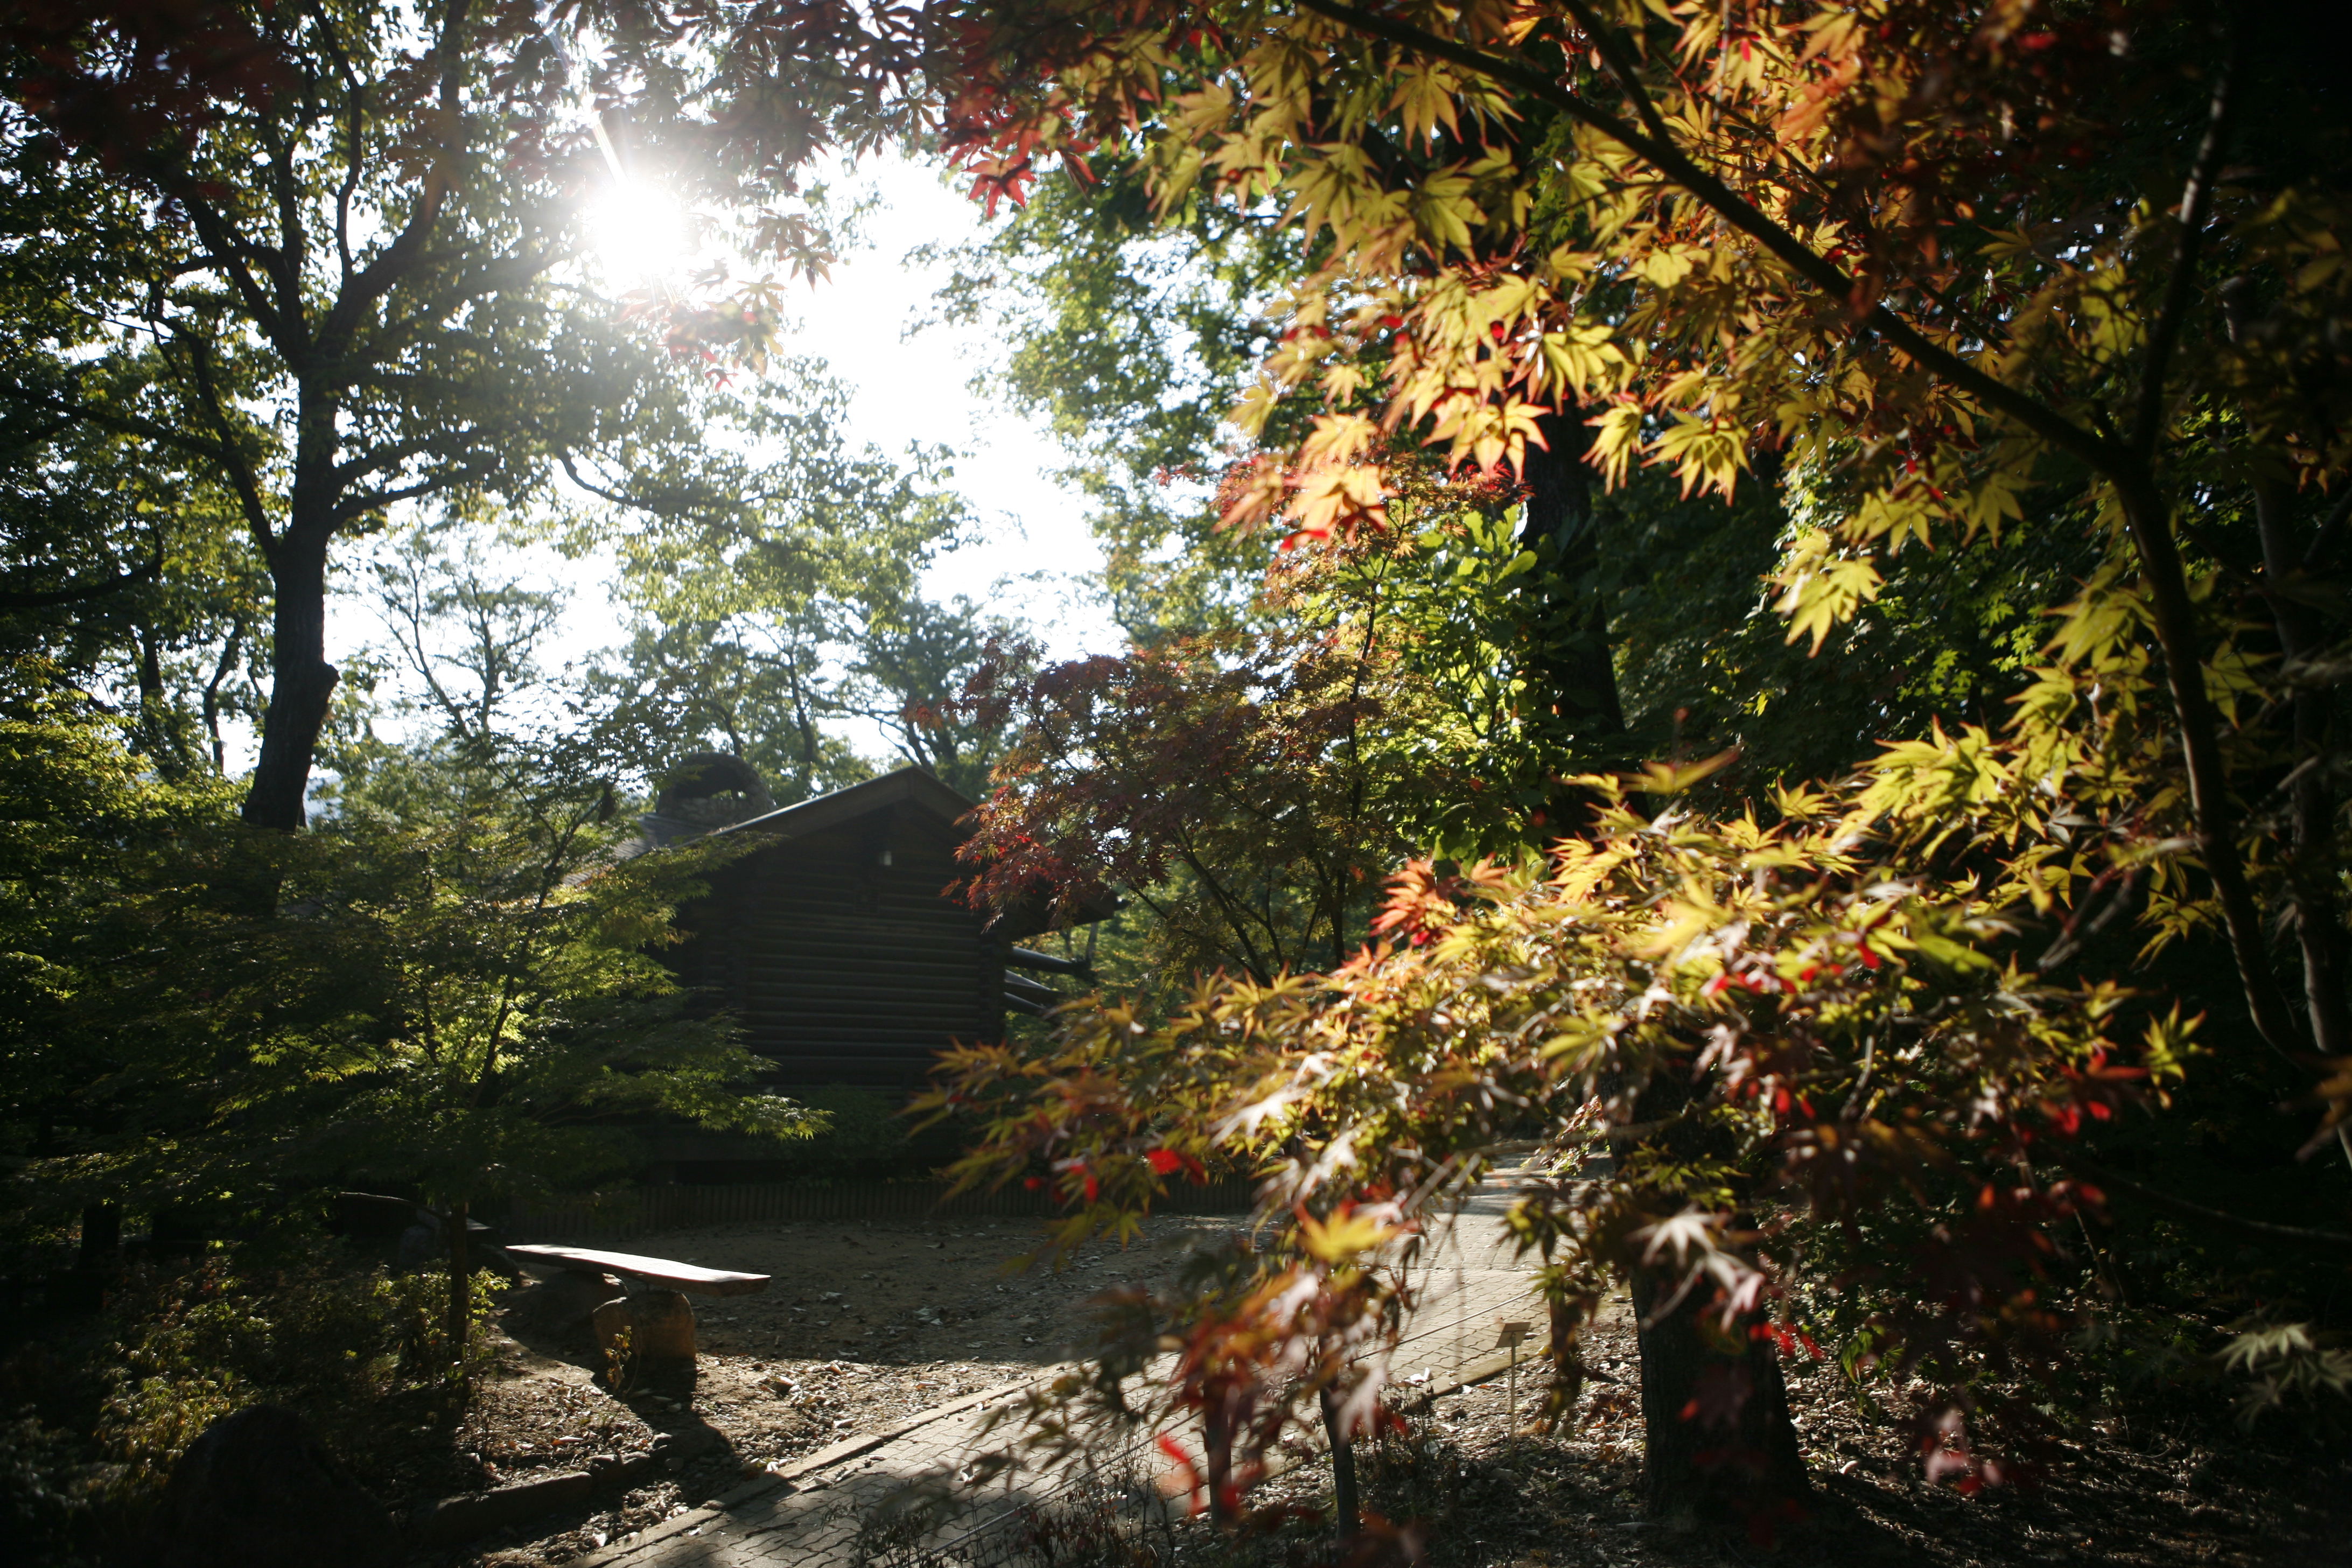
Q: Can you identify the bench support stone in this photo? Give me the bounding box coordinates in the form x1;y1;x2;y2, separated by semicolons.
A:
592;1289;697;1363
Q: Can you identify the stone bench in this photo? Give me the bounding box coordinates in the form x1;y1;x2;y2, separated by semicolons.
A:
506;1244;769;1362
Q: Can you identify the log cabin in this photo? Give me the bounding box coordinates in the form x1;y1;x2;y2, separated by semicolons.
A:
645;757;1098;1104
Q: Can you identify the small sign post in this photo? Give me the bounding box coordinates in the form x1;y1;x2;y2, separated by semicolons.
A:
1495;1319;1534;1433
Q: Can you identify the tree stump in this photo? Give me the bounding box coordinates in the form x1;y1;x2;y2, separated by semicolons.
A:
592;1289;697;1363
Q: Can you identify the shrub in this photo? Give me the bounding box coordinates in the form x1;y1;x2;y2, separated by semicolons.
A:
2;1235;498;1555
765;1086;970;1181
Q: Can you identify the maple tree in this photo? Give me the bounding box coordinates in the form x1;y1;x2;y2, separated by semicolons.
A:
929;0;2351;1058
933;751;2186;1519
959;614;1507;985
902;0;2352;1528
573;352;1000;799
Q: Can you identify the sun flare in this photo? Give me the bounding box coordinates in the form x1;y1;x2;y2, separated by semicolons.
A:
586;180;690;284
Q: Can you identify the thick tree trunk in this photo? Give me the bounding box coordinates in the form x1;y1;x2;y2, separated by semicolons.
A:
443;1200;472;1374
76;1201;121;1272
1614;1072;1807;1525
1629;1258;1808;1524
1520;409;1624;740
242;534;339;832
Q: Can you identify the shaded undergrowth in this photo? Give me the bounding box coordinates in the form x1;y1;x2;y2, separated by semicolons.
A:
1;1224;494;1565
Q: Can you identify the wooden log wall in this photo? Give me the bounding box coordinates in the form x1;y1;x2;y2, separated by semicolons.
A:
673;804;1005;1092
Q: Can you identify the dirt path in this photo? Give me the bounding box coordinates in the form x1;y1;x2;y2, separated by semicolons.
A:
422;1179;2352;1568
562;1203;1551;1568
425;1213;1243;1565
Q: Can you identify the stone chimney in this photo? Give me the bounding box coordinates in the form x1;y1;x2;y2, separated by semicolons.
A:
640;751;776;845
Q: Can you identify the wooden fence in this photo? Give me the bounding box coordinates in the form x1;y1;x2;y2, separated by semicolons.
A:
499;1176;1257;1242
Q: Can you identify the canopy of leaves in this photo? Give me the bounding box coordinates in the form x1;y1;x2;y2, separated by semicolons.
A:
887;0;2352;1513
960;614;1518;983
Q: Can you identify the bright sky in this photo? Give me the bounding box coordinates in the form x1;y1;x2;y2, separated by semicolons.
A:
322;150;1124;772
779;151;1119;655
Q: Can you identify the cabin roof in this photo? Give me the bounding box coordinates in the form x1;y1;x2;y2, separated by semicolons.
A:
704;766;979;845
641;763;1114;937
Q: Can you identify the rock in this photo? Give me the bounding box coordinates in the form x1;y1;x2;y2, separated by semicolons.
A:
153;1404;396;1568
412;1471;596;1545
395;1222;442;1269
592;1289;697;1362
651;1424;723;1459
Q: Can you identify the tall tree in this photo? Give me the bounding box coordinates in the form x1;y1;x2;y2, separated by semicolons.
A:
921;167;1300;641
960;622;1484;983
578;358;996;799
24;536;812;1364
0;0;841;832
932;0;2352;1069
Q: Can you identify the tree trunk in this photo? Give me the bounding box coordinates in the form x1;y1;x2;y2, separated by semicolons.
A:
202;619;244;776
2222;283;2345;1058
1520;409;1625;740
2246;473;2349;1058
76;1201;121;1272
1614;1072;1807;1525
242;533;339;832
2116;474;2304;1057
1541;1289;1588;1429
1630;1259;1808;1525
1319;1382;1360;1543
443;1200;472;1374
132;625;177;774
1202;1393;1237;1528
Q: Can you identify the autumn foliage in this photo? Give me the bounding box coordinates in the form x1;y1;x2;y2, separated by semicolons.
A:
911;0;2352;1528
928;714;2206;1500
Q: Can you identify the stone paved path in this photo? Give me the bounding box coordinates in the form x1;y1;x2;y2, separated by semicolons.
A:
584;1170;1554;1568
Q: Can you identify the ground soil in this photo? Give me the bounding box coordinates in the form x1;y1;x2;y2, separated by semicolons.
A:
400;1219;2350;1568
1237;1314;2352;1568
405;1214;1230;1565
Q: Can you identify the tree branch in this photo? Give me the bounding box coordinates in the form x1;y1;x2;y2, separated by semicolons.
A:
0;528;164;611
1553;0;1678;152
314;0;473;354
1292;0;2129;479
253;110;312;347
159;177;285;345
2131;19;2241;461
2299;485;2352;573
2051;1151;2352;1253
202;617;247;774
302;0;367;283
173;333;281;556
332;465;487;527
